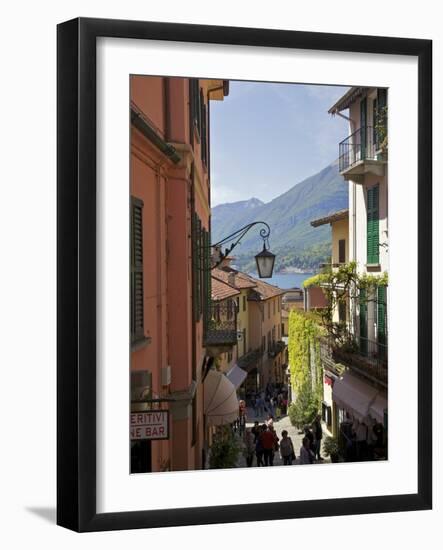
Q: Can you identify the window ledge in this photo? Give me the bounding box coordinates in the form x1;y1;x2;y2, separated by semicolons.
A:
365;263;381;271
131;336;152;352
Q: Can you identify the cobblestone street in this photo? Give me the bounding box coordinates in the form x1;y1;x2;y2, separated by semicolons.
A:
235;407;330;468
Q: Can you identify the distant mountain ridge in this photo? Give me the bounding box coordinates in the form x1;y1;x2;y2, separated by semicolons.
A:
211;162;347;271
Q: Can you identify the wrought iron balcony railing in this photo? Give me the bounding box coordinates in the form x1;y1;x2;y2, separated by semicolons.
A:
203;299;238;347
339;125;386;173
332;336;388;386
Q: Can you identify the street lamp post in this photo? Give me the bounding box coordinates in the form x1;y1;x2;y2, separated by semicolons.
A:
212;221;276;278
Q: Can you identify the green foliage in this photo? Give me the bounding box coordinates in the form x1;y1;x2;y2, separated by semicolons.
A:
287;310;323;429
209;428;242;469
288;378;320;429
302;261;388;345
322;436;340;458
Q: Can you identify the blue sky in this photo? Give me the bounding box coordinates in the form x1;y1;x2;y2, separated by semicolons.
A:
209;81;349;206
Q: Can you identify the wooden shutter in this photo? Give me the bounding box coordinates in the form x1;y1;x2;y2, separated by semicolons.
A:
359;288;368;355
201;100;207;165
367;184;380;264
377;285;387;359
192;211;202;320
338;239;346;263
131;197;144;343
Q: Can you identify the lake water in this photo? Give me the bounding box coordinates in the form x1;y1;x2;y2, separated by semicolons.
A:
249;272;313;290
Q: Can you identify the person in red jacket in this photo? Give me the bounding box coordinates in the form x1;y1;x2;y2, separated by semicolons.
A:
259;424;278;466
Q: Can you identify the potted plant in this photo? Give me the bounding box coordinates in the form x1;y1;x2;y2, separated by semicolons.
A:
323;435;340;463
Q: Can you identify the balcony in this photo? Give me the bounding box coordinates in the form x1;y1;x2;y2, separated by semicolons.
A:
204;299;238;351
339;125;387;180
268;340;286;358
332;336;388;387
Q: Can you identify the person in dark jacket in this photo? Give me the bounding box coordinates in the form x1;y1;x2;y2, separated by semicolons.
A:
312;414;324;460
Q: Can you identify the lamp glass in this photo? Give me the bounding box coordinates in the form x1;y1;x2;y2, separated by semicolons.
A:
255;247;275;278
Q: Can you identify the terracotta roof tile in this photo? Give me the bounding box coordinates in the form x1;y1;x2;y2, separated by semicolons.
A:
211;276;241;301
212;267;257;289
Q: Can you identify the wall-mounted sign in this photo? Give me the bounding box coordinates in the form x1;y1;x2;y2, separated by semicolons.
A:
130;410;169;441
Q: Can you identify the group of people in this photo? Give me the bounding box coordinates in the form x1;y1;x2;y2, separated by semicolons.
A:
241;412;324;467
243;418;295;467
340;414;386;461
250;386;288;420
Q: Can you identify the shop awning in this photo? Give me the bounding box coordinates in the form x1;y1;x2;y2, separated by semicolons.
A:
332;372;378;421
204;369;239;426
369;393;388;423
226;364;247;389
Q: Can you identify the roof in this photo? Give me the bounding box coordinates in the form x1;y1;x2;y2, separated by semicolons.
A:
328;87;368;114
212;267;257;289
310;209;349;228
247;276;286;301
211;276;241;301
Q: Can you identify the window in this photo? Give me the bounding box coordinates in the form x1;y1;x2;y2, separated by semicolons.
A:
243;295;246;312
367;184;380;264
262;335;266;352
131;197;144;344
228;350;233;363
268;302;270;319
338;239;346;264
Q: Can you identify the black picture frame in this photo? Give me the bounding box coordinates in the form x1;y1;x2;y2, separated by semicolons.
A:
57;17;432;532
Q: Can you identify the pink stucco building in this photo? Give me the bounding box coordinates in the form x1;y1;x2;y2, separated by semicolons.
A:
130;76;229;473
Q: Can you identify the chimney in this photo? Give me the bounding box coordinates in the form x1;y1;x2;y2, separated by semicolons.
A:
228;272;236;287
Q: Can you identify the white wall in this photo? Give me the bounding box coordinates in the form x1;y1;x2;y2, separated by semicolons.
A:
0;1;441;548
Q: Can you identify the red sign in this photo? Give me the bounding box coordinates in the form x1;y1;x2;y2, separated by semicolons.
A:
130;410;169;441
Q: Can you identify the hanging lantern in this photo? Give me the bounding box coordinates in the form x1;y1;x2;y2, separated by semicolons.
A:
255;244;276;278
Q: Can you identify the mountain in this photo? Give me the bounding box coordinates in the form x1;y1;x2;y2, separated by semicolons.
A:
211;197;264;239
211;162;348;272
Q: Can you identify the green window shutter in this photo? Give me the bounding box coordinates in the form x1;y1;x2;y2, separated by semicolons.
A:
131;197;144;343
367;184;380;264
202;228;211;335
377;285;387;358
201;102;207;165
192;211;202;321
359;288;368;355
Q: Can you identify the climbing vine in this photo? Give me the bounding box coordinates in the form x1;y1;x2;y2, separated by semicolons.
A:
303;261;388;346
287;310;323;428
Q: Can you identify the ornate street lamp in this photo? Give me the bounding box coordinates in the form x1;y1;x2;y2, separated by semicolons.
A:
255;244;276;279
212;221;276;278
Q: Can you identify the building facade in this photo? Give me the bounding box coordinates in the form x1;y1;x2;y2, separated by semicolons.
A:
320;87;389;453
130;76;229;473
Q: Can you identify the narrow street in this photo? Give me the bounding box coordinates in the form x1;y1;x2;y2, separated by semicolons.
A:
235;407;330;468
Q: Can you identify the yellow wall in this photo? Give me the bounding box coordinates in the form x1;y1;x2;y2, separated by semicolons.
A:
331;217;349;264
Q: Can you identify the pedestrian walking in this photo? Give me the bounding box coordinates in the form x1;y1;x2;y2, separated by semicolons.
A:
299;436;315;465
259;424;276;466
312;414;324;460
279;430;295;465
251;420;260;443
304;425;314;451
255;426;265;466
244;428;255;467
